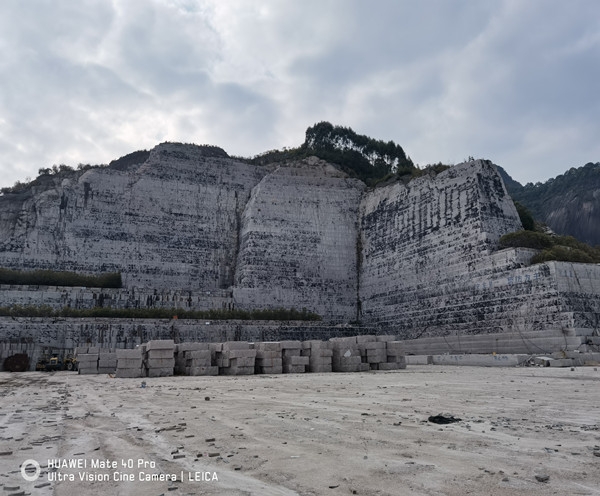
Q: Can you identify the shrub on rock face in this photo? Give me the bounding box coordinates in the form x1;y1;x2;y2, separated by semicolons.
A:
0;268;123;288
514;201;535;231
499;230;554;250
499;231;600;264
0;305;322;321
531;246;595;264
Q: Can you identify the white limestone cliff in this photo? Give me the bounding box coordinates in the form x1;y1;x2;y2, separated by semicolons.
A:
1;146;599;343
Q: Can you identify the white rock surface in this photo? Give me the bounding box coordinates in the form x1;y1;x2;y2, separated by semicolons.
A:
1;146;599;348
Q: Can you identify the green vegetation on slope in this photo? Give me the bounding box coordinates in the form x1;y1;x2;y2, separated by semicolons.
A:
499;230;600;264
252;121;416;184
0;268;122;288
498;162;600;245
513;201;535;231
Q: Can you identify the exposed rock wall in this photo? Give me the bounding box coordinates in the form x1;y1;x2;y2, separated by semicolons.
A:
0;146;599;346
233;158;365;321
0;285;233;311
359;161;526;332
0;143;268;290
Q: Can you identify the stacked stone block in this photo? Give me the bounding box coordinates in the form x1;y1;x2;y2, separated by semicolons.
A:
175;342;218;376
330;337;369;373
357;335;387;370
116;348;144;378
281;340;309;373
145;340;175;377
77;346;99;375
255;342;283;374
65;336;408;378
383;341;407;370
187;349;217;376
217;341;256;375
301;340;333;373
98;348;117;374
175;342;201;375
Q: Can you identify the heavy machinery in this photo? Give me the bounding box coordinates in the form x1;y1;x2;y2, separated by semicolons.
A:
35;352;78;371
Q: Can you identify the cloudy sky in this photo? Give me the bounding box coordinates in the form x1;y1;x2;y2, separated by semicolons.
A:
1;0;599;189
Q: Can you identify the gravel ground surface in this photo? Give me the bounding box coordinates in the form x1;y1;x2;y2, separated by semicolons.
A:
1;365;599;495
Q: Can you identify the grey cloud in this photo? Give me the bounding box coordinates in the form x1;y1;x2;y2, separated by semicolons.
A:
0;0;599;189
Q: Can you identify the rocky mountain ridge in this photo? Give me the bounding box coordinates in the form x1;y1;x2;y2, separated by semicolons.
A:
498;162;600;246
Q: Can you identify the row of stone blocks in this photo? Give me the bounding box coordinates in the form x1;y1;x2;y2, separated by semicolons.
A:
75;336;407;378
177;336;407;376
76;341;175;378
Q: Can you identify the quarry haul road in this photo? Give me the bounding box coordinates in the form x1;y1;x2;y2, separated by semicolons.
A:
1;365;599;496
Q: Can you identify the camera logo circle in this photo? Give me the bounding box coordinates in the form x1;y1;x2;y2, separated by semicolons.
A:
21;459;41;482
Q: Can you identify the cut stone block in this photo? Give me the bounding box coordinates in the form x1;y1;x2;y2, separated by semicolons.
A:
147;358;175;368
116;349;142;358
548;358;575;368
185;350;211;360
255;357;282;368
356;335;376;344
282;349;301;357
222;341;250;351
312;349;333;358
188;366;218;376
146;340;175;351
309;357;333;366
256;350;282;359
99;358;117;367
117;358;143;368
405;355;431;365
77;354;99;364
216;357;230;368
283;356;309;366
367;351;387;363
227;349;257;359
146;349;175;359
302;340;327;350
431;354;516;367
230;357;255;368
363;342;386;350
256;342;282;352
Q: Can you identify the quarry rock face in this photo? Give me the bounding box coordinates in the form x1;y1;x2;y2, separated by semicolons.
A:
0;143;268;290
1;143;599;349
360;161;528;335
234;157;365;321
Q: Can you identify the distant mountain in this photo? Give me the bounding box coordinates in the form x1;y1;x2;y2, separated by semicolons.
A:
498;162;600;246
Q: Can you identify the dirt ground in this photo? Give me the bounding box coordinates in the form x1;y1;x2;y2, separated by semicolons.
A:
1;365;599;496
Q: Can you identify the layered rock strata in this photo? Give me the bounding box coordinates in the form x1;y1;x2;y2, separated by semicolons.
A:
0;143;268;290
0;144;599;351
233;158;364;321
